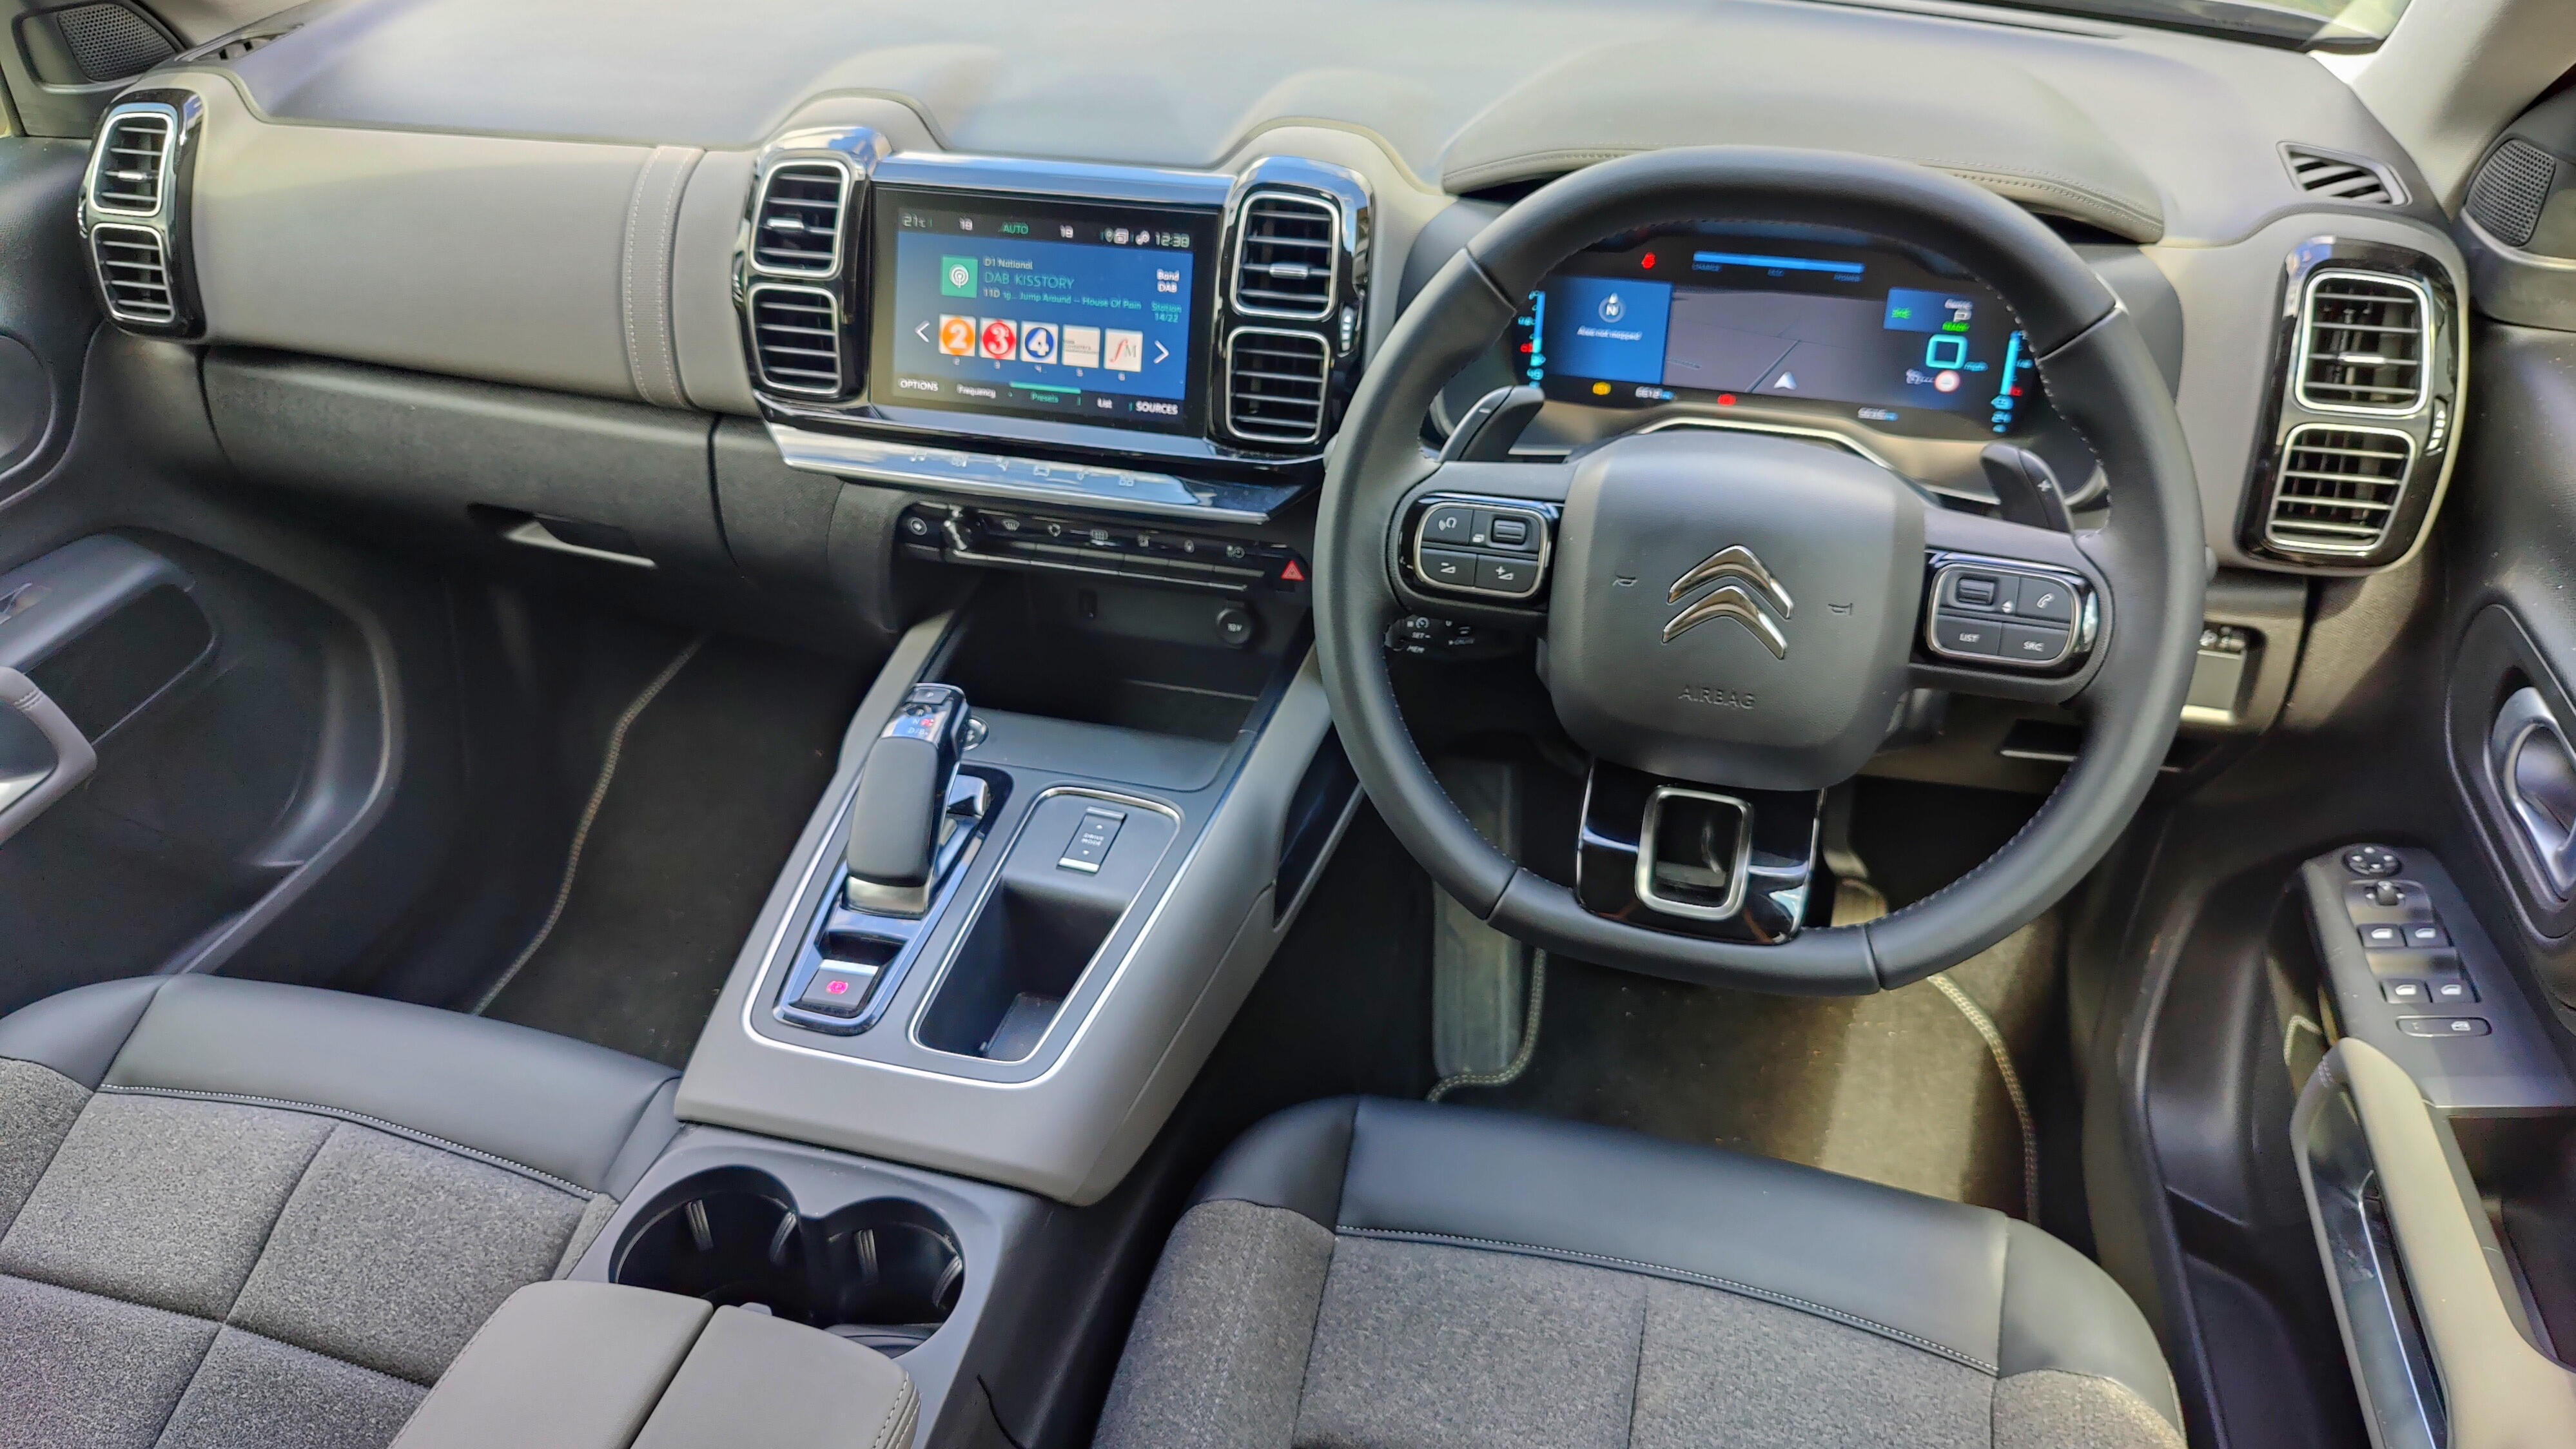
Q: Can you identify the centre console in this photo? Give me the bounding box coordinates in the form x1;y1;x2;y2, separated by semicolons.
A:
736;130;1371;529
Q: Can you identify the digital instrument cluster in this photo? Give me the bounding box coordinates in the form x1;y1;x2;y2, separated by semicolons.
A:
1511;231;2046;442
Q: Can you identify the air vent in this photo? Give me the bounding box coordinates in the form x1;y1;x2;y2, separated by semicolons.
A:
2282;146;2403;206
2266;425;2414;557
747;285;845;396
1227;327;1329;444
90;224;175;325
90;110;170;216
751;162;848;276
1233;191;1338;320
2297;271;2429;414
2466;139;2558;249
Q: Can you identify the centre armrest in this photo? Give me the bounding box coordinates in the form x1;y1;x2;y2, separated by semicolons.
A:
393;1281;918;1449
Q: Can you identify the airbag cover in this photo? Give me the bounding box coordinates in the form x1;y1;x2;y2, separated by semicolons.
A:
1547;432;1924;790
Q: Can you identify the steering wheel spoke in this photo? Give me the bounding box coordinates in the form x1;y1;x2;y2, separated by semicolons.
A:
1578;759;1822;944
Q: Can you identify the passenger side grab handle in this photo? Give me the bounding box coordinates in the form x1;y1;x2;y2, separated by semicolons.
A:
0;666;95;848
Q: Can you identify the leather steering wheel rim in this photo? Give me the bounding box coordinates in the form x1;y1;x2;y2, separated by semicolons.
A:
1313;146;2205;995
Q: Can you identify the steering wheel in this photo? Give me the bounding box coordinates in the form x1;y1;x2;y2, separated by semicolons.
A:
1314;147;2204;994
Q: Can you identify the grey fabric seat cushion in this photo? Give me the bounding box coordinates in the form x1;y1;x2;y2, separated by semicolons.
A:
1094;1097;2185;1449
0;976;682;1449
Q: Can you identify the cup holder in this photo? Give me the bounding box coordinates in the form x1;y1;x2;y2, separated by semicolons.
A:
610;1169;964;1356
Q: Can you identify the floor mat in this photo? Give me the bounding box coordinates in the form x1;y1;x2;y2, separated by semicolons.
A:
1466;919;2054;1213
1463;777;2056;1214
477;635;866;1067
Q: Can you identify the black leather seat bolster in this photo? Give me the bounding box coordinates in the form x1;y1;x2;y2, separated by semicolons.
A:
1195;1096;2176;1426
0;977;681;1198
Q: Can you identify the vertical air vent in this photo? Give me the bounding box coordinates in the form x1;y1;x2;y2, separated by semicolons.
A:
2297;271;2429;414
2466;139;2558;249
1226;327;1330;444
2265;425;2414;556
90;110;170;215
2281;146;2403;206
751;162;849;276
89;224;175;324
1233;191;1338;320
747;285;845;396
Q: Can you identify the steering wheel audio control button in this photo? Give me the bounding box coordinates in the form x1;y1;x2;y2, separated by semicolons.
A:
1418;549;1478;587
1946;572;2010;610
1421;505;1478;547
2015;579;2075;623
2001;622;2071;664
1931;614;2004;657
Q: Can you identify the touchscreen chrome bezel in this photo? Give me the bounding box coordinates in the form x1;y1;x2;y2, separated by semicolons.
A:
864;182;1225;440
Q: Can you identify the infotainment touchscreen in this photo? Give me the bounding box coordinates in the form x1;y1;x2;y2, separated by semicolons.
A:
869;188;1218;436
1514;234;2044;440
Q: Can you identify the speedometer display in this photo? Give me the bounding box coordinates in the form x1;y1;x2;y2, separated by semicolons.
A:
1514;233;2044;441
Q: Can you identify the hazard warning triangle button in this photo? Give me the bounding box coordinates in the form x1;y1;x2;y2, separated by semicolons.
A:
1280;559;1307;583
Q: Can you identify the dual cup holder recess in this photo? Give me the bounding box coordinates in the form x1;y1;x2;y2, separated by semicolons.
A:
610;1167;964;1357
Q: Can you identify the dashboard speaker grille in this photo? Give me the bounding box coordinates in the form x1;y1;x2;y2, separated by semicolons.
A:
1227;327;1329;443
2266;425;2413;557
2281;145;2401;206
90;224;175;324
748;285;845;396
2298;272;2427;414
1233;191;1337;320
55;3;173;81
2466;139;2557;248
90;111;170;215
752;162;848;275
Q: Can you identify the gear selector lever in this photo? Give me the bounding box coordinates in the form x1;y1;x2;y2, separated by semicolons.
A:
844;684;985;917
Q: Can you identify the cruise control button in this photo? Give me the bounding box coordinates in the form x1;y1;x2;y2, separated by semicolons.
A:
1931;614;2004;657
2397;1016;2491;1037
1946;572;2011;612
1479;555;1539;594
2000;622;2071;665
1420;505;1477;547
2011;576;2075;623
1418;549;1478;588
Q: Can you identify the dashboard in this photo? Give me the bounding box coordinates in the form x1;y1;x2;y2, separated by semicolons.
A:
67;0;2475;585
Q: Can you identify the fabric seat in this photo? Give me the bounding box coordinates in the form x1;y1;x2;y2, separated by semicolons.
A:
1095;1096;2184;1449
0;975;681;1449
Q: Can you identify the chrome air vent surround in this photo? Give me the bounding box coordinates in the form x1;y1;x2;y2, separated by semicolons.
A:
750;160;852;278
1230;190;1338;320
77;94;202;338
2265;425;2414;557
2296;270;2430;416
89;224;176;324
748;284;848;397
1224;328;1329;444
2238;239;2461;573
86;108;170;214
